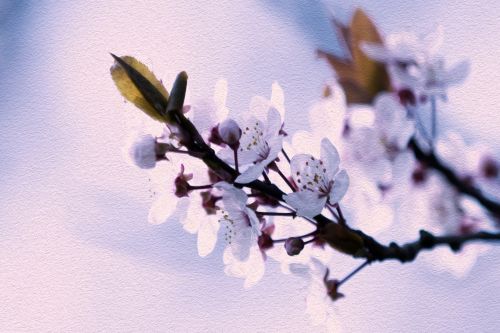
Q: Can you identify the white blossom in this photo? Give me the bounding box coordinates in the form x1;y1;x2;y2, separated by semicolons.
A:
284;138;349;218
343;93;414;184
305;259;344;332
219;107;283;184
215;182;262;261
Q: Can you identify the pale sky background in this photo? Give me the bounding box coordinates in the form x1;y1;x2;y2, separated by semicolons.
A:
0;0;499;332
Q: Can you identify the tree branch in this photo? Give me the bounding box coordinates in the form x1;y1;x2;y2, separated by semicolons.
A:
409;137;500;216
354;228;500;263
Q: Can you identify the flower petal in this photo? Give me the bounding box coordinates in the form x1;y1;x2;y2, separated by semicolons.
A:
444;60;469;86
284;191;327;218
235;162;266;184
197;216;220;257
329;169;349;204
271;81;285;119
214;181;248;205
266;107;282;138
320;138;340;178
360;42;391;62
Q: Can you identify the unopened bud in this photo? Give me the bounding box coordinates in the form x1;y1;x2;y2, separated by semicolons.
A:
127;134;158;169
218;118;241;148
174;164;193;197
258;233;274;251
480;156;498;179
284;237;305;256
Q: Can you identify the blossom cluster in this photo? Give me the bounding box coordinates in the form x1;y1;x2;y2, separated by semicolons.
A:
111;15;499;331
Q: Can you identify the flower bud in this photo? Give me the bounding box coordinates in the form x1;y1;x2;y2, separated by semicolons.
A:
258;232;274;251
480;156;498;179
218;118;241;148
200;190;220;215
174;164;193;198
127;134;158;169
284;237;305;256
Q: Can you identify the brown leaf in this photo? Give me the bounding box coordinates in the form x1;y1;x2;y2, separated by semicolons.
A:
318;8;390;104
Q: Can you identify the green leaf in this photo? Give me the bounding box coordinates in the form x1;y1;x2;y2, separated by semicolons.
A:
110;54;169;122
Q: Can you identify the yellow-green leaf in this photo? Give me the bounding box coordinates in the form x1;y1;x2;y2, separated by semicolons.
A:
110;55;169;122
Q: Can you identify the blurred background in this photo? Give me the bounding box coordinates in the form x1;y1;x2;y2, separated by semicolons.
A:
0;0;499;331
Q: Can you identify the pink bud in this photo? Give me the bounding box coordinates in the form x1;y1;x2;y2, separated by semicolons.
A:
284;237;304;256
218;118;241;147
174;164;194;198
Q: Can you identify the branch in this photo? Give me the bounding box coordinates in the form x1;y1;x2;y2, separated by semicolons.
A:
409;137;500;216
355;228;500;263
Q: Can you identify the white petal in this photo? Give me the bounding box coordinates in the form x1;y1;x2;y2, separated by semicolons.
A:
213;78;229;121
197;217;220;257
360;42;391;62
422;25;444;56
249;95;270;120
329;169;349;204
235;163;266;184
216;146;236;165
245;207;262;237
190;99;217;135
271;81;285;119
290;154;314;183
284;191;327;218
308;94;345;144
214;181;248;204
321;138;340;177
148;195;186;225
444;60;470;86
266;136;283;161
266;107;283;138
230;226;254;261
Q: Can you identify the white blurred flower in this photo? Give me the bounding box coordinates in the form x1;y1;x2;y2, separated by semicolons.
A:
125;133;159;169
400;57;469;100
305;259;344;332
215;182;262;261
284;138;349;218
223;245;265;289
189;78;230;137
343;93;414;185
292;81;347;158
362;27;469;100
147;159;186;225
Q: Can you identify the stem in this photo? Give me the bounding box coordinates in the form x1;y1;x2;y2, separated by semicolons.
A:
188;184;213;190
233;148;239;174
327;205;340;221
272;162;296;192
337;261;370;286
430;96;437;148
409;137;500;216
262;171;271;184
255;211;296;217
281;148;291;163
273;230;317;243
336;205;346;226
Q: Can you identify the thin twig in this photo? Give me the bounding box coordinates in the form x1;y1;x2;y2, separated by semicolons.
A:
409;137;500;216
